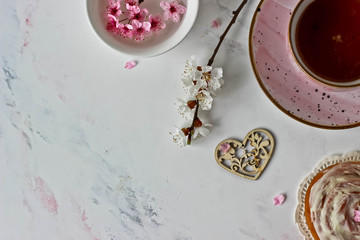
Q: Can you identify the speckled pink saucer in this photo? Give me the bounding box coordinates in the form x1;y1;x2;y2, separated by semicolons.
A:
249;0;360;129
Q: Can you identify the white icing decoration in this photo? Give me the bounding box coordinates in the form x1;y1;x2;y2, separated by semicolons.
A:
295;151;360;240
309;162;360;240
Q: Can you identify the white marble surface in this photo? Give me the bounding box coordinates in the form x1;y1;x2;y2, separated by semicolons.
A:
0;0;359;239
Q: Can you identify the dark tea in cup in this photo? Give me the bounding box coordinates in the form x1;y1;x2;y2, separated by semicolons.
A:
289;0;360;88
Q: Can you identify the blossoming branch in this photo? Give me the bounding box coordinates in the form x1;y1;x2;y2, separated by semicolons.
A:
171;0;249;146
106;0;186;41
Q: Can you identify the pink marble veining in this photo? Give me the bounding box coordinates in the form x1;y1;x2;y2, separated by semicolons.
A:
25;18;32;26
20;0;39;53
22;198;33;213
77;205;101;240
81;210;93;233
250;0;360;128
58;94;66;102
34;177;58;214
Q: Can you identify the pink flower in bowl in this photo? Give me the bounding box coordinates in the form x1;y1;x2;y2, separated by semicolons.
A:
149;14;166;33
106;14;119;32
118;23;134;39
86;0;199;57
128;7;148;22
107;0;122;18
131;20;151;42
160;0;186;23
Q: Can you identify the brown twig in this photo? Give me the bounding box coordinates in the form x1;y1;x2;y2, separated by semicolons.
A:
187;0;248;145
207;0;248;66
118;18;128;22
187;100;200;144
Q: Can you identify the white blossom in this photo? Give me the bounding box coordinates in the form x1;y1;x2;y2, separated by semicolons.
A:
181;55;197;87
193;123;212;139
193;66;224;94
172;56;225;146
195;89;213;110
177;98;195;120
170;127;187;147
208;67;224;93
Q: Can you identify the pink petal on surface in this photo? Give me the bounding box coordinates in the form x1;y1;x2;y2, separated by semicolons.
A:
125;61;137;69
273;194;285;205
220;143;231;154
212;19;220;28
354;210;360;222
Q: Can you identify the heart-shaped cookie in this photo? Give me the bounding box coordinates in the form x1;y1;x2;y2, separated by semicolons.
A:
214;129;275;180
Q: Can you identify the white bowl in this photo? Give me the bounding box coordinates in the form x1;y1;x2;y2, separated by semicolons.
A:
86;0;198;57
